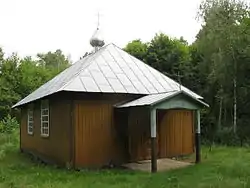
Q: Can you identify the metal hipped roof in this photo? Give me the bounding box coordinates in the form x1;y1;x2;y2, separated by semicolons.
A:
115;90;209;108
13;43;203;108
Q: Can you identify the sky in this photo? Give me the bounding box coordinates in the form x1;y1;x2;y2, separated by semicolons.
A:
0;0;203;62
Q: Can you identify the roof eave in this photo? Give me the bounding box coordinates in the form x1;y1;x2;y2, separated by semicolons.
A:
116;90;209;109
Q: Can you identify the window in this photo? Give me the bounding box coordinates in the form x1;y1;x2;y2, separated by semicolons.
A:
41;100;49;137
27;105;34;135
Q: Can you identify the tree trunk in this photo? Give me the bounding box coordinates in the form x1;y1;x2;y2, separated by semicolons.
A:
223;104;227;126
218;97;223;130
233;77;237;133
230;42;237;134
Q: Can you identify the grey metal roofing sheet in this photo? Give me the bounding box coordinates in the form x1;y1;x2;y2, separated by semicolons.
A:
116;91;178;108
13;43;203;108
115;90;209;108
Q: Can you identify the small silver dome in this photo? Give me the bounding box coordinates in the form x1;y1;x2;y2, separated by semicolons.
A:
90;28;105;48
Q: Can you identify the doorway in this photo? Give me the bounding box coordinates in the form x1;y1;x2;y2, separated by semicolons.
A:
157;109;194;158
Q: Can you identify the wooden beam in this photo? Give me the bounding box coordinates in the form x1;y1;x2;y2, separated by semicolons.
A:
150;108;157;173
195;110;201;163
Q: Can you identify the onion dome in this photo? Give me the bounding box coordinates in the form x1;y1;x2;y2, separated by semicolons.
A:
90;28;105;48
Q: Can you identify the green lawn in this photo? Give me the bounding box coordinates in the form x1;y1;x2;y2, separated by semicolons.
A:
1;137;250;188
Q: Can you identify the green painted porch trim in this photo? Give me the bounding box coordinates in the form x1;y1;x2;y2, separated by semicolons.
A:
150;108;157;138
152;94;203;110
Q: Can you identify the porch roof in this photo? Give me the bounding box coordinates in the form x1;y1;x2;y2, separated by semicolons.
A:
115;90;209;108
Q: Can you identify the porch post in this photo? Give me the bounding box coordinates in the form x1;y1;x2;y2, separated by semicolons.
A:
150;108;157;173
195;110;201;163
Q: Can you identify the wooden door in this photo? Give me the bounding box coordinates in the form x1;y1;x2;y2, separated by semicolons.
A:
158;109;194;158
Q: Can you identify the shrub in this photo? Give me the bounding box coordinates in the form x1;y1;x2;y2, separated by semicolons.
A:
0;115;19;134
213;127;241;146
0;115;19;160
0;129;19;161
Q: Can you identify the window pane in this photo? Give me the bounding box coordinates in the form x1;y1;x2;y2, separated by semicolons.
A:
28;126;33;133
43;128;48;135
41;100;49;136
28;110;33;118
27;109;33;134
42;122;48;128
42;116;48;122
41;109;49;115
28;116;33;121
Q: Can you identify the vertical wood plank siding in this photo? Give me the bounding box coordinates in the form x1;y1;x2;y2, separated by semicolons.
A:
74;98;132;168
158;109;194;158
20;95;71;166
20;91;195;168
127;107;152;161
127;108;194;161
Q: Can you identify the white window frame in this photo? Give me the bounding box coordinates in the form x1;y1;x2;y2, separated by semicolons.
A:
27;104;34;135
41;100;49;137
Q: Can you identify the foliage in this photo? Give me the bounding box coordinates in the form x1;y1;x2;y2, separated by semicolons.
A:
0;49;71;120
124;33;192;86
196;0;250;133
1;0;250;147
37;50;70;70
124;0;250;145
0;115;19;134
147;33;191;80
124;39;148;62
0;118;19;161
0;53;21;119
0;130;19;161
213;127;240;146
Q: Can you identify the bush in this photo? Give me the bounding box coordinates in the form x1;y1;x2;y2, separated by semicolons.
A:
0;129;19;161
0;115;19;134
213;127;241;146
0;115;19;160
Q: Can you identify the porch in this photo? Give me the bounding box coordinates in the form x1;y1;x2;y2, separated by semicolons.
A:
123;158;193;172
115;90;208;173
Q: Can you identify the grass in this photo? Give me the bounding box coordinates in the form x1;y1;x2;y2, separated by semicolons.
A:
1;133;250;187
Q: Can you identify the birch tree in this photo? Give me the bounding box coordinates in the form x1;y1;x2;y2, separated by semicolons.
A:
197;0;250;133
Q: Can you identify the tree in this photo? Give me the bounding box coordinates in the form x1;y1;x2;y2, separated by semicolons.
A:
197;0;250;133
0;53;21;119
124;39;148;62
0;48;71;121
124;33;194;89
146;33;192;85
37;49;70;73
16;57;50;98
